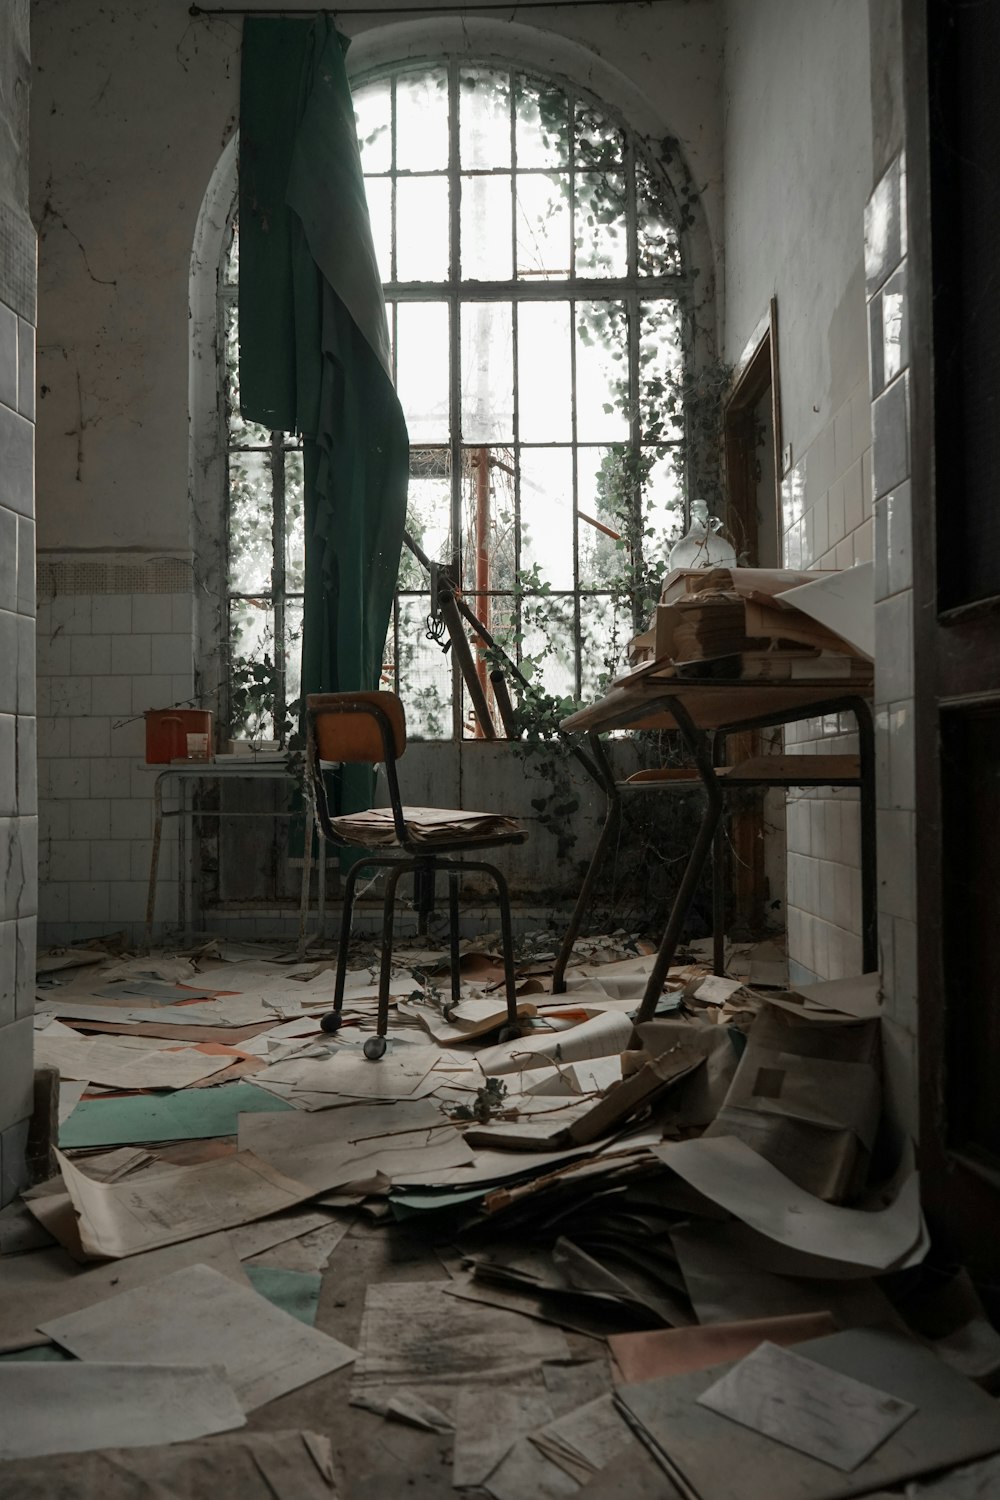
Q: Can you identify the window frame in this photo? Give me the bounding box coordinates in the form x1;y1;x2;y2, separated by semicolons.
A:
215;56;701;743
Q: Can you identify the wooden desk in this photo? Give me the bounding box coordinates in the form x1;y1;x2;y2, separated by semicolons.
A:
557;657;876;1022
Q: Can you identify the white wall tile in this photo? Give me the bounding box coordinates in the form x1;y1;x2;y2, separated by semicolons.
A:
47;838;90;882
92;674;134;717
90;839;129;882
0;714;14;817
0;302;17;409
49;676;91;716
111;634;152;675
877;808;916;921
170;594;194;632
109;718;145;757
68;882;111;924
0;1017;34;1134
68;798;110;842
0;917;14;1026
48;596;92;636
69;716;111;758
875;591;913;703
151;633;193;675
15;514;34;615
91;595;132;634
16;716;36;815
110;797;153;840
17;317;35;422
89;757;132;799
38;880;69;923
131;674;174;714
36;631;71;676
131;596;174;634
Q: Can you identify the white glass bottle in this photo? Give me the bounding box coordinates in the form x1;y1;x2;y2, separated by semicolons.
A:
667;498;737;571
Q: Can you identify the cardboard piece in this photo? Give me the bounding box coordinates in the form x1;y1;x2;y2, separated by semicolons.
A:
41;1262;356;1411
609;1314;838;1384
0;1362;245;1460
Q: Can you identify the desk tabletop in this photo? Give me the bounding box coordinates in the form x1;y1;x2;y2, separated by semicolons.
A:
561;657;874;736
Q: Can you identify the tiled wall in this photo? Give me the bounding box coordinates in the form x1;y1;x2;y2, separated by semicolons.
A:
36;568;194;945
866;152;918;1132
780;381;874;984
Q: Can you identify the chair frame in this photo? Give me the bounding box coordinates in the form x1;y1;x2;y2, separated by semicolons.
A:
305;695;525;1054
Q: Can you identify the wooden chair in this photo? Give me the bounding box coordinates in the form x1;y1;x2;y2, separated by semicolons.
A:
305;691;527;1059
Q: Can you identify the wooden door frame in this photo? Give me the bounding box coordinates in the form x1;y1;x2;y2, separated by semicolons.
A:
723;297;783;567
719;300;783;929
906;0;1000;1281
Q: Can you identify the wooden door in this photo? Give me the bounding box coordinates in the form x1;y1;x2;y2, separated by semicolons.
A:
909;0;1000;1286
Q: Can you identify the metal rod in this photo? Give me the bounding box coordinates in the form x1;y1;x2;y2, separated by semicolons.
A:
473;447;492;737
438;590;497;740
490;668;518;737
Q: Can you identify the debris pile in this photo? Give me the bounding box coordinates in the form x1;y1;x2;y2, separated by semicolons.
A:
2;934;998;1496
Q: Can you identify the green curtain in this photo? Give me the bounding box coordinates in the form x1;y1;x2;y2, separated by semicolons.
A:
239;15;409;817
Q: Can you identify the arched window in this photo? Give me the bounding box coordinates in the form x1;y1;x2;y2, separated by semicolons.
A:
217;60;693;741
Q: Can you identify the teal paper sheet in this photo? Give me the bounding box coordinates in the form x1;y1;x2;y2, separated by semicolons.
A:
246;1265;322;1326
58;1082;292;1150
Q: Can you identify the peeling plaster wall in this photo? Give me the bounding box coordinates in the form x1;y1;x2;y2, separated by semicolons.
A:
0;0;36;1204
29;0;724;941
722;0;874;982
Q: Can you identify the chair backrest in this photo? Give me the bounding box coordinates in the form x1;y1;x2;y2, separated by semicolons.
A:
307;692;407;766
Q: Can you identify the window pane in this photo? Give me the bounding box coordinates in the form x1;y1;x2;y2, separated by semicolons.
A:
515;76;569;167
228;451;274;593
519;446;574;590
460;446;517;597
461;174;512;280
516;173;571;280
224;301;271;447
229;598;277;740
575;300;630;441
365;176;392;283
575;102;624;169
517;301;572;441
284;598;304;716
395;596;452;739
396;301;450;442
354;80;392;173
642;445;686;558
521;593;576;704
396;68;449;171
575;172;628;278
459;67;510;169
461;302;514;442
284;448;305;593
637;159;681;276
577;446;629;588
639;301;684;442
404;452;453;585
223;220;239;284
396;177;449;281
579;593;630;700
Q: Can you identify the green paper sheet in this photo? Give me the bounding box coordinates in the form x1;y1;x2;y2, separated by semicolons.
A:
57;1083;292;1150
246;1265;322;1326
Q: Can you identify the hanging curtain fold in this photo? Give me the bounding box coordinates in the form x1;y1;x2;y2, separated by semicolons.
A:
238;13;409;816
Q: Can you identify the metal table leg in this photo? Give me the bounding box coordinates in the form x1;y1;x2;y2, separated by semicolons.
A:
144;771;167;952
634;697;727;1026
552;732;621;993
853;695;879;972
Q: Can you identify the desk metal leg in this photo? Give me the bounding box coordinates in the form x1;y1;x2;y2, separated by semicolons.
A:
297;800;314;957
711;730;726;977
552;733;620;994
635;698;726;1026
178;778;189;940
854;696;878;972
145;773;167;952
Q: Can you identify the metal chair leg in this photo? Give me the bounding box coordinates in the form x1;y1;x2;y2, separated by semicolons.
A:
460;858;519;1038
447;869;462;1008
367;864;409;1059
